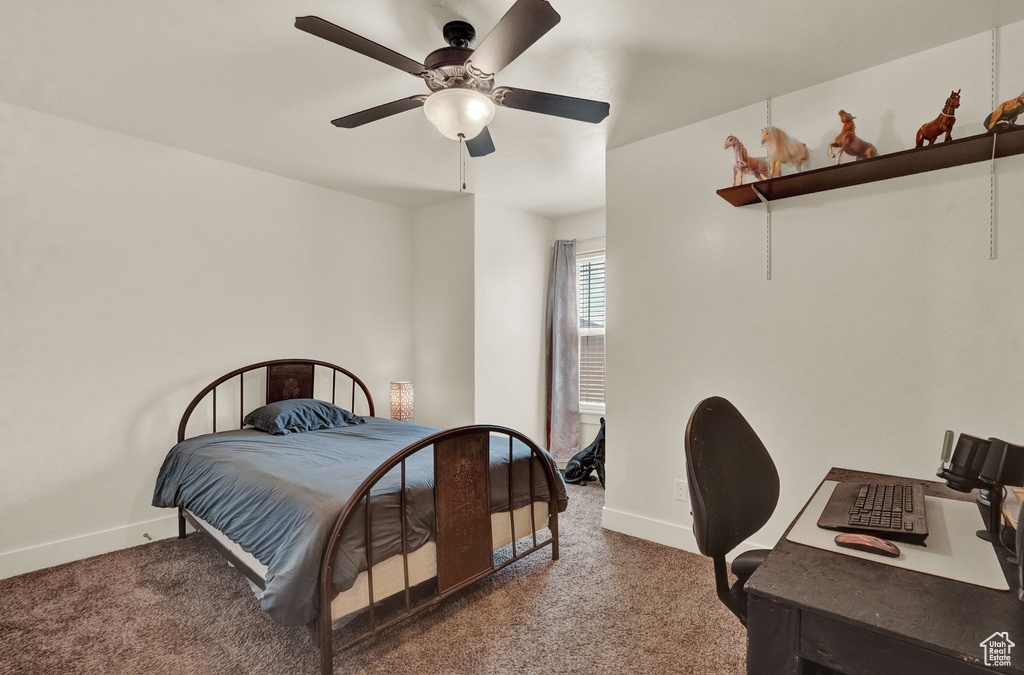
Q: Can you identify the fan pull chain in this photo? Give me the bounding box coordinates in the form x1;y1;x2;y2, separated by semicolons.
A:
458;134;467;192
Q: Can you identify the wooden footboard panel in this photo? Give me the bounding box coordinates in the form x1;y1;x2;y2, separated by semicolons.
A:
435;432;493;593
315;425;561;675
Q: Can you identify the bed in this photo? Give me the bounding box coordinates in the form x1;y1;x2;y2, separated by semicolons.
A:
153;359;565;674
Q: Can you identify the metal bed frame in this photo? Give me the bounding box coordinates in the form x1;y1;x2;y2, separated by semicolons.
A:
173;358;560;674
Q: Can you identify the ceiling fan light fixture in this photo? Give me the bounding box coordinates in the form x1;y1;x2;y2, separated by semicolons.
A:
423;88;495;141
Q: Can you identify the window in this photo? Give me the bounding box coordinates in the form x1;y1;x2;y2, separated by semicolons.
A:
578;251;605;412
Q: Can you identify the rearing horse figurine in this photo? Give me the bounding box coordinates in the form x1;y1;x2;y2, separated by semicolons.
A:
916;89;960;147
828;110;877;164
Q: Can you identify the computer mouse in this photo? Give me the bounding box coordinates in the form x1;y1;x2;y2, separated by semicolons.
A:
834;533;901;558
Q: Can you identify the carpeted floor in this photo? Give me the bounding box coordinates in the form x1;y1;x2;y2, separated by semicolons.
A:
0;484;746;674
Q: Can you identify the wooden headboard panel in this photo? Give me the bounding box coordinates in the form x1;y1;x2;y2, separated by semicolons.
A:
267;362;315;403
177;359;376;442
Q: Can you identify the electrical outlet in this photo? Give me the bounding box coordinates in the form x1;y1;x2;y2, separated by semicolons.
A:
674;479;689;502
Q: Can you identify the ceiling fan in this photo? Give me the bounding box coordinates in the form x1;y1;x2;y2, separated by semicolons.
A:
295;0;610;157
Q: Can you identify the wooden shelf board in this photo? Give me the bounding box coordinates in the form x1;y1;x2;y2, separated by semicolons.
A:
717;126;1024;207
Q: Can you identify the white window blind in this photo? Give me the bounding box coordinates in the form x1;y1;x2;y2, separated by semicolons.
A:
578;252;606;410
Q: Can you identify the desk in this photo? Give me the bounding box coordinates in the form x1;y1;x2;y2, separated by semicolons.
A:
746;468;1024;674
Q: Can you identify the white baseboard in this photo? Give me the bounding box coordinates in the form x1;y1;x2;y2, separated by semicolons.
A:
2;506;772;582
0;514;192;580
601;506;770;562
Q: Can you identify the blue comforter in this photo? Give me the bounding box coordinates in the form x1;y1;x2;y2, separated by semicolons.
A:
152;417;567;626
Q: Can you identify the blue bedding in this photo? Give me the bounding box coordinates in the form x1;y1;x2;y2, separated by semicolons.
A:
152;417;567;626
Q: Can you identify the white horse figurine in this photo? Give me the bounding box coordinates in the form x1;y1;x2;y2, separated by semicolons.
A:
725;135;770;186
761;126;810;178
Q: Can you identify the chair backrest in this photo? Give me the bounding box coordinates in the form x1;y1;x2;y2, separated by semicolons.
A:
685;396;780;558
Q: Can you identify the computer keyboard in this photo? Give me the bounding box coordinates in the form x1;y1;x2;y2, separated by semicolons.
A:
846;483;928;541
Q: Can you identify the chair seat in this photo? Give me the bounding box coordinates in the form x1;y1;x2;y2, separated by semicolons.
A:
731;548;770;579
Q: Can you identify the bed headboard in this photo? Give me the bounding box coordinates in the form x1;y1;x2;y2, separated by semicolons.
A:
266;362;314;402
177;359;376;442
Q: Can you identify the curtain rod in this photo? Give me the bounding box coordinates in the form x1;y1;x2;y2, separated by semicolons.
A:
553;236;605;246
552;235;606;249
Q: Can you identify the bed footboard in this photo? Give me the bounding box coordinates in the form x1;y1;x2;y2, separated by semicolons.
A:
314;425;560;675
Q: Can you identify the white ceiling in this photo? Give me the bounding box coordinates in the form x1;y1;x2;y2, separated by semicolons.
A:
2;1;1024;219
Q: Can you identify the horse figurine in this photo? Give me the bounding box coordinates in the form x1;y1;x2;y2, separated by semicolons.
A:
916;89;960;147
724;135;770;185
984;91;1024;132
828;110;877;164
761;126;810;178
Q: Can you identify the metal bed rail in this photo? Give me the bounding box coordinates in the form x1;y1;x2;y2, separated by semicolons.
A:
313;424;560;675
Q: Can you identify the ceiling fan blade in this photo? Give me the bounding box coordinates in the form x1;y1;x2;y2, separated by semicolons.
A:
331;96;427;128
464;0;561;79
466;127;496;157
492;87;609;123
296;16;428;77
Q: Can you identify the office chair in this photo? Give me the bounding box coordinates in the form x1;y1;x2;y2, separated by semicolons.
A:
685;396;780;626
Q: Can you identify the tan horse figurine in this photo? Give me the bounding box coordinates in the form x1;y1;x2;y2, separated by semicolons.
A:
761;127;810;178
828;110;877;164
724;135;770;186
916;89;960;147
984;91;1024;131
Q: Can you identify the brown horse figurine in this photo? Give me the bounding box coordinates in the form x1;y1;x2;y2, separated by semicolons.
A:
916;89;960;147
984;91;1024;131
724;135;770;185
827;110;877;164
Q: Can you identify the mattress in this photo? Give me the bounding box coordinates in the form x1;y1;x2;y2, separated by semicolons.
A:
189;500;551;622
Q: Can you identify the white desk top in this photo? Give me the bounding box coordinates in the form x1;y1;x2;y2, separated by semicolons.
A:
787;480;1009;591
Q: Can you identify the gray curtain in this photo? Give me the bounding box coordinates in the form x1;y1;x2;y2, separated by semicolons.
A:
546;240;580;462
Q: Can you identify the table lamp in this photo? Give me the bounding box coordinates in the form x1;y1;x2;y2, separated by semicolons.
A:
390;381;414;422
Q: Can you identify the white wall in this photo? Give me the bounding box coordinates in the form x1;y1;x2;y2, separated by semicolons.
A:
412;195;476;429
552;208;608;448
554;208;606;254
411;195;553;445
604;24;1024;554
474;197;553;445
0;101;416;578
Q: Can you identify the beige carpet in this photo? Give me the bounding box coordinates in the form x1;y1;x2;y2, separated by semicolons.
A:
0;484;746;674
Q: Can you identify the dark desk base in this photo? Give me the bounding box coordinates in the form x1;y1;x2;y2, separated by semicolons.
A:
748;595;995;675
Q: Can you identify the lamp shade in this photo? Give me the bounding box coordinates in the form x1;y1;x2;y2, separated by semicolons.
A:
422;88;495;141
390;381;414;422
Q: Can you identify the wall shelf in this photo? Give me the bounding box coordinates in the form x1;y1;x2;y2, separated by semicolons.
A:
717;126;1024;207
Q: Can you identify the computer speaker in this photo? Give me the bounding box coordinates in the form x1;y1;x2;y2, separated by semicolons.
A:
937;433;991;493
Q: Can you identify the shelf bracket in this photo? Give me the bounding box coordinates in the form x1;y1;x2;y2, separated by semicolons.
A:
990;27;998;261
752;186;771;280
990;132;997;260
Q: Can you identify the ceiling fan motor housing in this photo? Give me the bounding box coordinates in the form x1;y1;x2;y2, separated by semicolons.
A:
424;22;493;93
442;21;475;48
